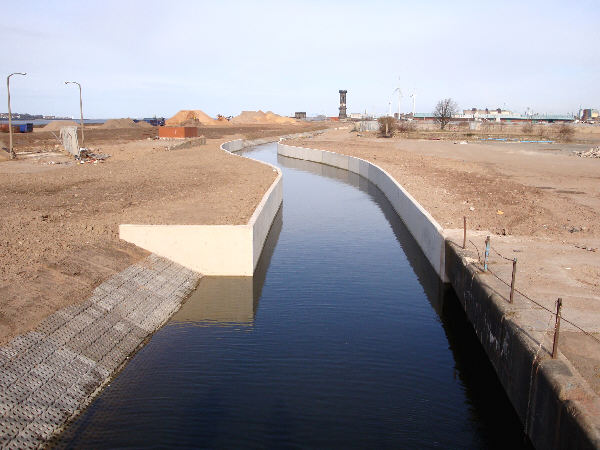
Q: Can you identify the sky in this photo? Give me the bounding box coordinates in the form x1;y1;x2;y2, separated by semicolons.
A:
2;0;599;118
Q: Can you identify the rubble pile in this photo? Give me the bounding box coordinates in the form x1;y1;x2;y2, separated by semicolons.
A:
574;146;600;158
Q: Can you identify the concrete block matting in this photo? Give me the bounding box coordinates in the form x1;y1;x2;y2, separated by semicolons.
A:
0;254;200;448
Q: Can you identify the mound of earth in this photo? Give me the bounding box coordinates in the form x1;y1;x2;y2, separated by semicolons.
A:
100;118;139;129
166;110;218;126
42;120;80;131
230;110;296;125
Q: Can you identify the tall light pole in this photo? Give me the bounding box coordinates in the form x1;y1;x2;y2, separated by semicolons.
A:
7;72;27;159
65;81;84;148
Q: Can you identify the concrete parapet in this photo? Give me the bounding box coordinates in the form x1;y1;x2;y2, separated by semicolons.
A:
277;142;447;282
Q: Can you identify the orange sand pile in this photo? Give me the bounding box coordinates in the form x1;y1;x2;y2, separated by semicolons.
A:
42;120;80;131
230;110;297;125
166;110;218;126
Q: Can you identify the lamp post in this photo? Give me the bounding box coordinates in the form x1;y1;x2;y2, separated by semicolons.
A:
65;81;84;147
7;72;27;159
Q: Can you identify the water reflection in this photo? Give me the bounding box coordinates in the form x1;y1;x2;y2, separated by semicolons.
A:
170;207;282;326
276;154;445;313
275;152;531;448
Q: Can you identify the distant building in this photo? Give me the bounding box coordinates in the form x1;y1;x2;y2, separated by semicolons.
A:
414;112;574;123
294;112;307;120
349;112;373;120
462;108;513;116
581;109;599;121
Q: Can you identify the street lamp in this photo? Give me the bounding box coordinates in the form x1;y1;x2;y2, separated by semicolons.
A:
64;81;84;147
6;72;27;159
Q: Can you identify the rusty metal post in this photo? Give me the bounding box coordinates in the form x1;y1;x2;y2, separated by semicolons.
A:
509;258;517;303
463;216;467;249
483;236;490;271
552;298;563;359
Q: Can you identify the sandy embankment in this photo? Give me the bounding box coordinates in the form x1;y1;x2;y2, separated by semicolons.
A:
0;122;328;345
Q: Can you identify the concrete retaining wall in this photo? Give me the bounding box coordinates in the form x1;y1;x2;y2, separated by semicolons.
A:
278;142;447;282
445;243;600;449
120;138;284;276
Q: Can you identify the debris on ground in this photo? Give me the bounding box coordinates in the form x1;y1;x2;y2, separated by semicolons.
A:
77;148;110;163
574;147;600;158
574;244;598;252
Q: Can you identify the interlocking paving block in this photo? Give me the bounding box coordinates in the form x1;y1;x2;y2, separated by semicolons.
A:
19;374;44;393
0;254;201;448
0;368;19;389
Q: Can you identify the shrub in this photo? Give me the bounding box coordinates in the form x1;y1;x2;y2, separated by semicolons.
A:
557;123;575;142
397;121;415;133
378;116;397;137
521;122;534;134
536;125;546;138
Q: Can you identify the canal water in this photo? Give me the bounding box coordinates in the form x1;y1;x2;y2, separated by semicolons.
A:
56;143;531;448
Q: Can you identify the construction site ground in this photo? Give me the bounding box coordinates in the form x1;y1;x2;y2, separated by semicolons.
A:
287;127;600;396
0;122;328;346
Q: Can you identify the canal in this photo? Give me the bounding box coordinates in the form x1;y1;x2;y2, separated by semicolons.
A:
56;143;531;448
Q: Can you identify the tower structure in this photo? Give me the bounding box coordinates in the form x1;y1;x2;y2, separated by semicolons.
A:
338;90;347;119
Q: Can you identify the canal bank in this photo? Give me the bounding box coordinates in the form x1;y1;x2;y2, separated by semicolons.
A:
55;143;531;448
277;141;600;449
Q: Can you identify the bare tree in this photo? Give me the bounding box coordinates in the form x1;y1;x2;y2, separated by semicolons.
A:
433;98;458;130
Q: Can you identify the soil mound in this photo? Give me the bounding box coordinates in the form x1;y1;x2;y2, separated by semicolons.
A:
100;118;138;129
166;110;218;126
230;110;296;125
42;120;79;131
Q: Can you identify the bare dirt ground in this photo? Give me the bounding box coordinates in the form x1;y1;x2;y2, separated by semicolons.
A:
0;122;328;345
288;127;600;394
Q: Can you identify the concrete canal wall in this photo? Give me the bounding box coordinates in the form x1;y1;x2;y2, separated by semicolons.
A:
120;134;319;276
278;142;448;282
277;141;600;449
446;243;600;450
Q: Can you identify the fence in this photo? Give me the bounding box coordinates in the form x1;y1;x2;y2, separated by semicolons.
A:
459;216;600;359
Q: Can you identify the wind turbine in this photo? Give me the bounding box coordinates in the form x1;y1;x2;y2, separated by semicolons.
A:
393;79;402;119
410;91;416;117
388;100;392;117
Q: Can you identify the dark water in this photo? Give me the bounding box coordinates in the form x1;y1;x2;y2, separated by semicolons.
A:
56;143;531;449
